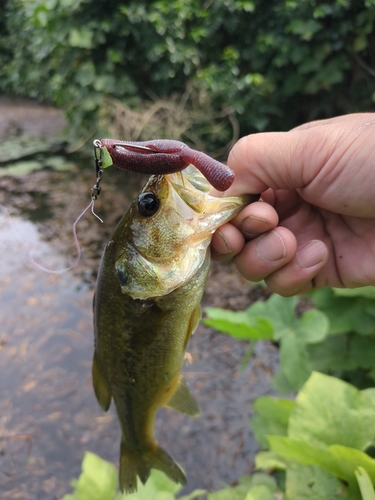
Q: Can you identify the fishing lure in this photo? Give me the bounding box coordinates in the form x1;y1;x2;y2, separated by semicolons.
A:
98;138;235;191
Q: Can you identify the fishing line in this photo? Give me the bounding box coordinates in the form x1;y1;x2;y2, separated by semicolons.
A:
0;199;102;275
29;199;102;274
0;141;105;275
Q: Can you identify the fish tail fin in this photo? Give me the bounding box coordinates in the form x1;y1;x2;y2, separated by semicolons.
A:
119;440;186;493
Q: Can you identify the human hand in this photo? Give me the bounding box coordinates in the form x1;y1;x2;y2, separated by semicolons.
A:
211;114;375;295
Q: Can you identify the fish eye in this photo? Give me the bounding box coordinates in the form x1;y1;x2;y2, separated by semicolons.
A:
137;192;160;217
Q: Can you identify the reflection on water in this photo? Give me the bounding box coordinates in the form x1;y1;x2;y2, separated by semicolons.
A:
0;162;277;499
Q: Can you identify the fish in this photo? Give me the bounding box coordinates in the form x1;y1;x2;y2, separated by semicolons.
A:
92;165;255;494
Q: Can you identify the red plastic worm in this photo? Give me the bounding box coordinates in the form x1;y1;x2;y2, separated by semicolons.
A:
100;139;235;191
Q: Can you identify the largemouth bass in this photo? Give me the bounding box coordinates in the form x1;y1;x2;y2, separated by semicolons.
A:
93;166;254;493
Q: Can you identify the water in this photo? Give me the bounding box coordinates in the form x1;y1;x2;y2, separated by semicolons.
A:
0;160;278;499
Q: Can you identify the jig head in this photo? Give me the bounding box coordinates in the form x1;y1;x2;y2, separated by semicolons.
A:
99;138;235;191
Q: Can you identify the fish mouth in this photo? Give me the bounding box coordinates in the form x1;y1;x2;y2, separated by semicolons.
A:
169;166;212;194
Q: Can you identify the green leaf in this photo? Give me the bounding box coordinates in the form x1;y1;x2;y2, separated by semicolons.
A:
179;490;207;500
333;287;375;300
356;467;375;500
251;396;294;449
66;452;117;500
207;482;249;500
205;307;253;325
286;463;350;499
297;309;329;344
308;334;357;372
246;473;278;491
147;469;181;495
260;295;297;340
271;369;296;395
117;470;182;499
309;333;375;376
310;288;375;335
203;317;273;340
207;488;244;500
204;306;274;340
347;336;375;370
279;333;311;391
288;372;375;449
208;475;278;500
69;28;93;49
255;451;287;470
245;485;275;500
268;437;375;486
287;19;322;41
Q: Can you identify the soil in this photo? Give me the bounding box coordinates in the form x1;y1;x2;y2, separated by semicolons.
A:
0;96;278;499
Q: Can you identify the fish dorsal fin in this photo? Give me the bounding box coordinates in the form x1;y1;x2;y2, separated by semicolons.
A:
92;350;112;411
166;377;200;416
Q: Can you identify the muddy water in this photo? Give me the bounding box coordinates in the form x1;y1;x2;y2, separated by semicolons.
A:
0;159;277;499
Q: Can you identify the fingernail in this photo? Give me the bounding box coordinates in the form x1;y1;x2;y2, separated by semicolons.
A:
214;231;233;255
296;240;327;268
256;231;286;262
242;215;273;238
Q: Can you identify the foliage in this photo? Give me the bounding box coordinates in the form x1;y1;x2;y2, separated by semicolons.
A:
62;452;279;500
64;374;375;499
1;0;375;148
204;286;375;393
253;372;375;500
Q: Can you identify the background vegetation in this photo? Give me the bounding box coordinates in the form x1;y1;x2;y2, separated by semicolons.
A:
2;0;375;498
1;0;375;151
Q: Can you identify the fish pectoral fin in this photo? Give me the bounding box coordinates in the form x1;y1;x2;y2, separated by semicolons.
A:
166;377;200;416
92;351;112;411
183;304;202;350
119;440;186;494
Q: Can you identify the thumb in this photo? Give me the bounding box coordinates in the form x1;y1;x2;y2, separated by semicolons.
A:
225;113;375;199
225;129;334;197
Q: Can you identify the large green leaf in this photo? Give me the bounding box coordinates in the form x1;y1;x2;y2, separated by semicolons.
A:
268;437;375;487
255;451;287;471
62;452;118;500
207;476;252;500
279;333;311;391
333;287;375;300
208;475;278;500
259;295;297;340
286;463;350;500
179;490;207;500
204;302;274;340
251;396;294;449
308;334;357;372
310;289;375;335
119;470;182;500
288;373;375;449
271;369;296;395
245;485;275;500
203;315;273;340
297;309;329;344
